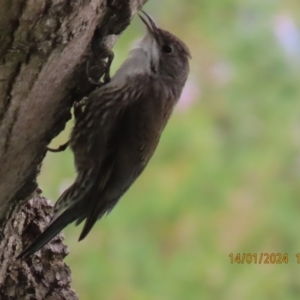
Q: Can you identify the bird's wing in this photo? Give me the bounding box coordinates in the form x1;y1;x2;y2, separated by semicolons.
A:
78;77;150;241
70;77;145;167
77;161;115;241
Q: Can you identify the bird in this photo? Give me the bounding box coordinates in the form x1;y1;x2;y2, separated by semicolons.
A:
18;11;191;258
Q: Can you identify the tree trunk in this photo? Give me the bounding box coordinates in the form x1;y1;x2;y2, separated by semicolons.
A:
0;0;147;298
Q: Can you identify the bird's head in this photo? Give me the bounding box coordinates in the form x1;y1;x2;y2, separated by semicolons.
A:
137;11;191;85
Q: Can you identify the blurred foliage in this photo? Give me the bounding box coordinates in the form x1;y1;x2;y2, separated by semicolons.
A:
39;0;300;299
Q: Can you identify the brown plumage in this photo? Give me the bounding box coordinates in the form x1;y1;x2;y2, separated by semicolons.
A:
18;11;191;258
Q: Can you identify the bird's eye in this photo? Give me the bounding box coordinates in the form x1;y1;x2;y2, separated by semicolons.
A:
162;45;173;54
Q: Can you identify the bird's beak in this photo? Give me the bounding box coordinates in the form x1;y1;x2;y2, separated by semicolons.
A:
138;11;159;40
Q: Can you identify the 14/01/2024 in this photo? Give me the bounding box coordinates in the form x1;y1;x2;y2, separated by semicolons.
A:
229;253;289;264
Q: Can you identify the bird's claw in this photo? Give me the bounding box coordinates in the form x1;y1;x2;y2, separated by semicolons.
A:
86;49;114;86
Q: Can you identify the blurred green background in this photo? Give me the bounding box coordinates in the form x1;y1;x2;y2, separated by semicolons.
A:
39;0;300;299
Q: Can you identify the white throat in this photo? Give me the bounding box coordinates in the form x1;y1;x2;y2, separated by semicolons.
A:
113;34;159;81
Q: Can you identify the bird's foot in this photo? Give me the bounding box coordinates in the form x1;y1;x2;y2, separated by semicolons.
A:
47;141;69;153
86;49;114;86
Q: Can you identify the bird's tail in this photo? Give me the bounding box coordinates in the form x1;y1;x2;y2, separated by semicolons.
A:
17;171;95;259
17;208;76;259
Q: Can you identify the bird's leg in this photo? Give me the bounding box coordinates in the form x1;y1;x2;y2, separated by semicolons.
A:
74;98;86;119
86;60;102;86
103;49;114;84
86;49;114;86
47;141;69;152
47;100;86;153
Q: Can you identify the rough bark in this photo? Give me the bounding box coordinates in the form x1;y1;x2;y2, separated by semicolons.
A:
0;192;77;299
0;0;147;298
